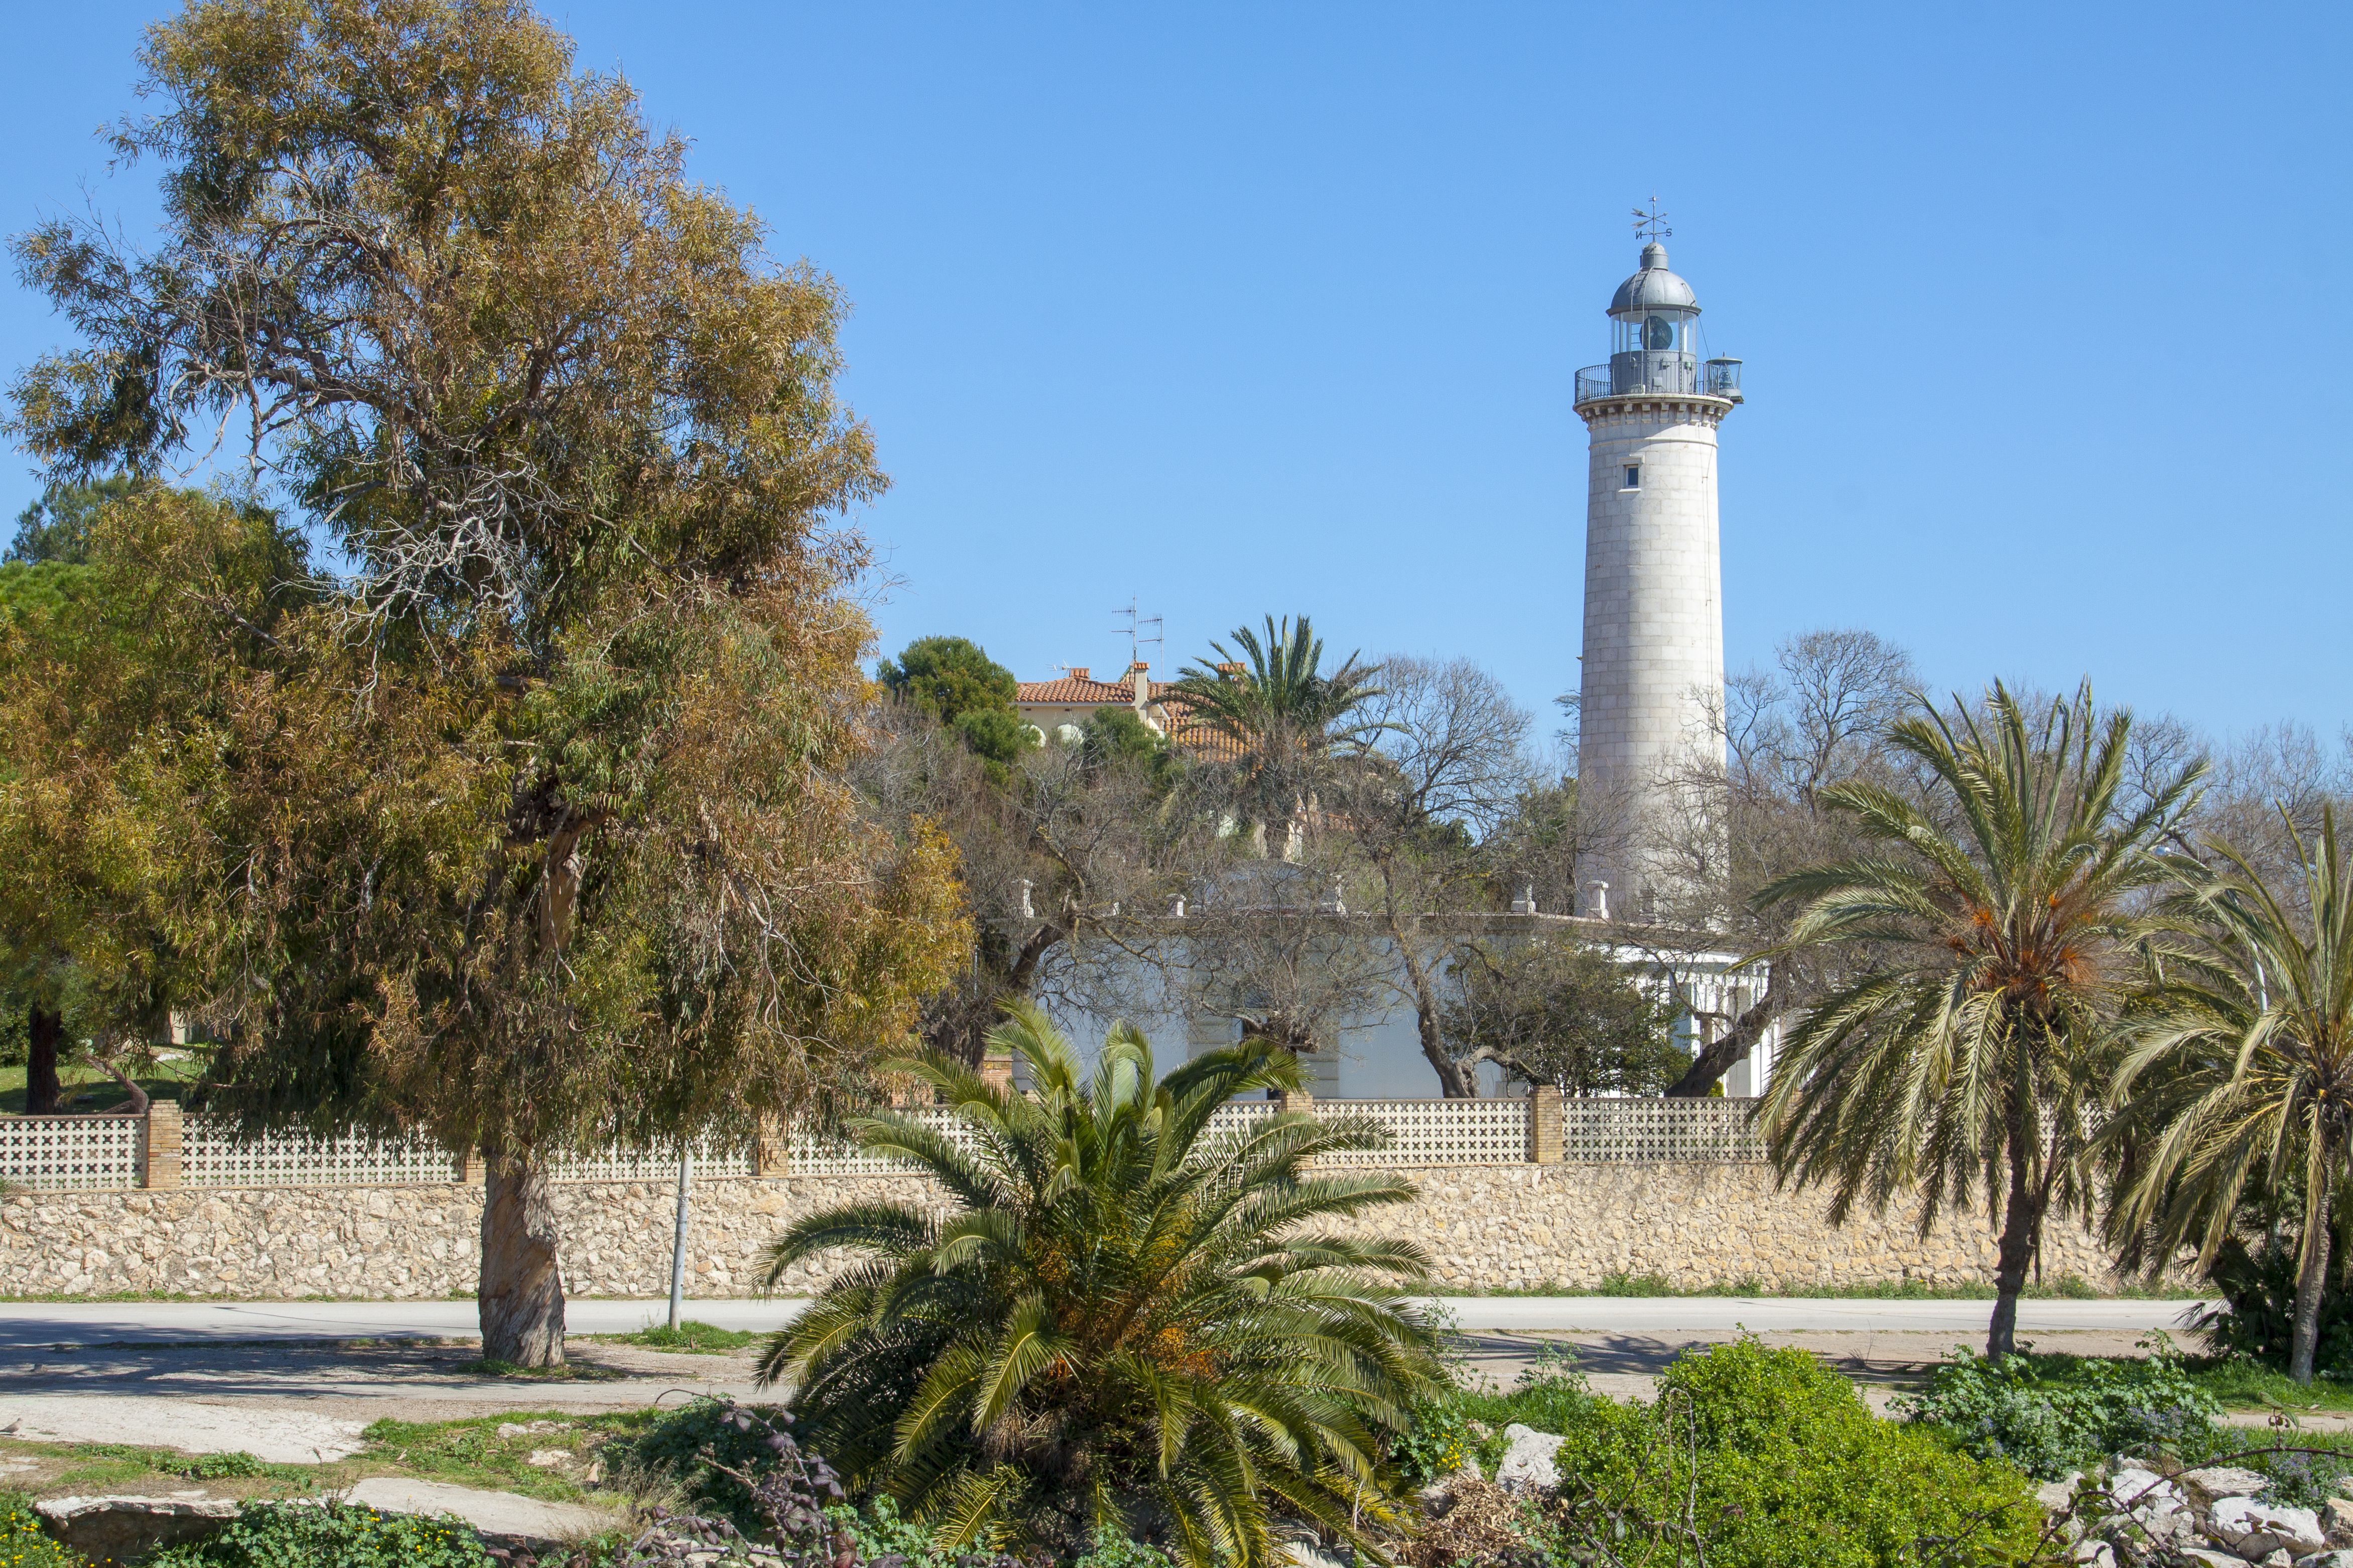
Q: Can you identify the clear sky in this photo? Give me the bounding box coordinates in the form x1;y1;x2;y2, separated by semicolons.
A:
4;3;2348;746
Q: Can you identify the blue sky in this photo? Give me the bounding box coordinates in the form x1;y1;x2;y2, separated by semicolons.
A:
4;3;2348;744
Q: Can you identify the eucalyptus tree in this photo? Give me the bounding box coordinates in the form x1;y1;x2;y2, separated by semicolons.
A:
758;1004;1442;1566
1758;683;2202;1356
8;0;965;1363
2109;806;2353;1383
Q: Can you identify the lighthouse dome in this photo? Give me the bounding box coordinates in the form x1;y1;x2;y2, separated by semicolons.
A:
1608;241;1699;317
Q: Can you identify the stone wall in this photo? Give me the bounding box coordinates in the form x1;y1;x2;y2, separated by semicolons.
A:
0;1163;2143;1301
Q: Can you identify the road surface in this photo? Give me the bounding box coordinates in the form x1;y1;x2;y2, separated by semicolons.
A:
0;1294;2210;1349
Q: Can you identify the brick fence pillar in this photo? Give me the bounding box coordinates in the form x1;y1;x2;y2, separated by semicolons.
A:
978;1055;1015;1095
1527;1085;1563;1165
1274;1089;1314;1114
141;1101;183;1189
456;1148;485;1184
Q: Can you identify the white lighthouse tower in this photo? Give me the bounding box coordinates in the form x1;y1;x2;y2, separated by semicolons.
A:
1573;213;1742;918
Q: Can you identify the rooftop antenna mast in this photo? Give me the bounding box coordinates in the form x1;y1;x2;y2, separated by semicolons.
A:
1114;598;1163;668
1632;196;1671;245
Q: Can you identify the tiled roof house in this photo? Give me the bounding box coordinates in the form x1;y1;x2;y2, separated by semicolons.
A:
1014;662;1243;761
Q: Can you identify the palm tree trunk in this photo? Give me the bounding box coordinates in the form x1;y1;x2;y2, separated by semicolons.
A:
480;1145;566;1367
2290;1151;2337;1385
1986;1138;2041;1358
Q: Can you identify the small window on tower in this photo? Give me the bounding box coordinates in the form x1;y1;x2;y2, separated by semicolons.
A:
1624;465;1641;489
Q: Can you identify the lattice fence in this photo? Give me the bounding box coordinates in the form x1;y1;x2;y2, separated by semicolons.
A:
1325;1097;1532;1165
182;1117;458;1188
787;1107;988;1177
4;1095;1772;1189
0;1114;143;1190
552;1137;755;1184
1560;1097;1764;1163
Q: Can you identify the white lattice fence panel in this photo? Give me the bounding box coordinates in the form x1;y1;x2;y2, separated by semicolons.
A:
1203;1101;1278;1144
1559;1097;1764;1163
788;1107;984;1176
0;1115;143;1190
181;1117;457;1187
1327;1098;1531;1165
553;1136;754;1183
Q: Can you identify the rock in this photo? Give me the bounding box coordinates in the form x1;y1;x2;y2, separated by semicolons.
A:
2037;1473;2084;1513
2070;1542;2115;1567
2209;1498;2327;1559
342;1478;622;1549
1496;1423;1565;1495
2181;1467;2273;1503
2259;1551;2291;1568
2296;1552;2353;1566
35;1495;237;1566
1415;1482;1455;1519
525;1450;571;1468
2175;1552;2241;1568
2327;1497;2353;1534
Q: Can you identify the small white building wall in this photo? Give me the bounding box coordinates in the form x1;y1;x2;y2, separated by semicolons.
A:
1028;928;1774;1100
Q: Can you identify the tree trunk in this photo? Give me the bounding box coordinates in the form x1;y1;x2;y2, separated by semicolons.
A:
480;1147;566;1367
26;1007;62;1116
1665;971;1786;1098
1986;1136;2041;1359
2290;1160;2336;1385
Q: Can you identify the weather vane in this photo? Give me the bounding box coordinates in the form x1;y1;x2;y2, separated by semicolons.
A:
1632;196;1671;244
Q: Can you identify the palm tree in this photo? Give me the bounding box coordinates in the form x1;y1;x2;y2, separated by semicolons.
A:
1757;683;2201;1357
1169;615;1385;852
2109;805;2353;1383
756;1003;1443;1567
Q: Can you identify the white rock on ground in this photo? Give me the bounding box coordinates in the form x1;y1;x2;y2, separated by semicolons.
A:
2172;1551;2239;1568
1496;1424;1565;1494
2297;1551;2353;1567
343;1478;622;1545
2174;1466;2268;1501
2205;1496;2325;1558
0;1396;365;1462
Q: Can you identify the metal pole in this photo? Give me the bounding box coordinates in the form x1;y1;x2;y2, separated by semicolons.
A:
667;1147;692;1332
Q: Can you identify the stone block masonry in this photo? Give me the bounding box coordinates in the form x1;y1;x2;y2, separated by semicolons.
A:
2;1163;2142;1300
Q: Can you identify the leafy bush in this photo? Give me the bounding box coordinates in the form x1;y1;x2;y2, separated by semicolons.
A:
146;1501;490;1567
2197;1236;2353;1375
1399;1345;1607;1486
1897;1338;2221;1478
627;1397;806;1523
1542;1340;2041;1568
1;1491;83;1568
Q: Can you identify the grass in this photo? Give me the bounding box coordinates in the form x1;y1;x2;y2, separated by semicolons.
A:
0;1407;666;1513
2009;1346;2353;1414
0;1058;200;1116
357;1409;659;1501
590;1319;761;1354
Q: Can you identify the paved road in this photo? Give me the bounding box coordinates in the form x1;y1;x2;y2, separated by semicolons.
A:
0;1295;2212;1349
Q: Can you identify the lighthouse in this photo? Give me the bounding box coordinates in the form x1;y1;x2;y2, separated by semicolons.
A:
1573;219;1742;918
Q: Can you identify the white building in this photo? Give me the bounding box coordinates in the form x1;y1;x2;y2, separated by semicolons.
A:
1572;235;1742;917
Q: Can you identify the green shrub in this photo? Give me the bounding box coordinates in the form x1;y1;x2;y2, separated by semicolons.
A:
1;1492;84;1568
1545;1340;2041;1567
146;1501;490;1567
627;1397;801;1524
1897;1338;2221;1478
2198;1236;2353;1375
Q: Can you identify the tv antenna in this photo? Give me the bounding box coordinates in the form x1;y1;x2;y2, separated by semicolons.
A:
1632;196;1671;245
1114;598;1163;667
